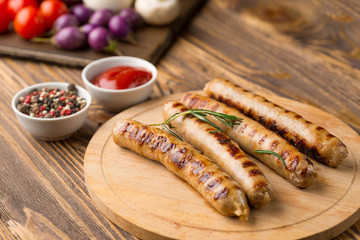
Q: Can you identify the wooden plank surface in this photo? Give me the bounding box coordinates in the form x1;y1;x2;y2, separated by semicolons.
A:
84;92;360;240
0;0;360;239
0;0;205;67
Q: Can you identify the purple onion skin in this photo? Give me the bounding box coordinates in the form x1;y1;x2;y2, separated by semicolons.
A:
54;26;86;50
81;23;97;37
89;9;113;27
108;15;129;38
119;8;141;28
71;4;93;24
55;14;79;31
88;27;112;52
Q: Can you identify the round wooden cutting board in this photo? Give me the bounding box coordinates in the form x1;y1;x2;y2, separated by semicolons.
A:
84;92;360;240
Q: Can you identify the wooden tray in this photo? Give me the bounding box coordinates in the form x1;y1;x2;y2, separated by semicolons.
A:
84;92;360;240
0;0;205;67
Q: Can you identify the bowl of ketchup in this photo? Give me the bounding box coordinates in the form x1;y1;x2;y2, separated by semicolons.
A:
82;56;157;112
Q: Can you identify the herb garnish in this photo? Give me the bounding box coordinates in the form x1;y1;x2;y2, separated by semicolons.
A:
254;150;286;167
150;109;241;140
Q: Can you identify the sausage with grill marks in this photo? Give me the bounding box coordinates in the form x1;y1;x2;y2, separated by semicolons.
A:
204;78;348;167
163;101;275;208
112;119;250;220
181;93;317;188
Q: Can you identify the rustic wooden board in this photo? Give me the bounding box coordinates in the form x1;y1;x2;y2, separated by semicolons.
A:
0;0;205;68
84;92;360;240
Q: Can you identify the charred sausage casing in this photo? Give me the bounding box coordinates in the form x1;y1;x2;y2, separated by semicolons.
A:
204;78;348;167
163;101;275;208
181;93;317;188
112;119;250;220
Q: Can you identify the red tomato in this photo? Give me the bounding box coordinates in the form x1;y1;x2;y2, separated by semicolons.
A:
0;0;8;9
7;0;37;20
0;9;10;33
39;0;68;30
14;6;46;39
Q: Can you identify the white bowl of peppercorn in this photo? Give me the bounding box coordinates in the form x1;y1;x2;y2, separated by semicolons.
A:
12;82;91;141
82;56;157;112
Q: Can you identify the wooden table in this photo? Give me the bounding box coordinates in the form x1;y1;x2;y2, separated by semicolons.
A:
1;0;359;239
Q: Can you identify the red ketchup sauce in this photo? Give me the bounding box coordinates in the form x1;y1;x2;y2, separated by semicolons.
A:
91;66;152;90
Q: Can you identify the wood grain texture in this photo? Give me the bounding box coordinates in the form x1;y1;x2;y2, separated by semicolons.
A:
84;92;360;240
0;0;360;239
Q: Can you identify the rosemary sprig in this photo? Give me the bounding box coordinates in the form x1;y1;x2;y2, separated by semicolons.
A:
254;150;286;167
150;109;241;140
160;124;183;141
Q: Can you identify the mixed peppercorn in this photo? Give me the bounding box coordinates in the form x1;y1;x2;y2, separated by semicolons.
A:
16;83;86;118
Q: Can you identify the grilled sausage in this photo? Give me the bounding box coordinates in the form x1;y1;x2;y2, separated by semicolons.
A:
181;93;317;188
112;119;250;220
163;101;275;208
204;78;348;167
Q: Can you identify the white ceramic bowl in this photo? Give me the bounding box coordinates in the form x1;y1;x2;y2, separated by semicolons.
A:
12;82;91;141
81;56;157;112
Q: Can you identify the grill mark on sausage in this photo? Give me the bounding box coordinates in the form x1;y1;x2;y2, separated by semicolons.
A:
258;116;266;125
227;142;240;157
327;133;335;138
295;114;301;119
170;148;190;169
214;187;229;200
242;161;256;168
196;119;203;124
236;123;246;133
206;178;221;191
161;142;175;153
249;169;263;177
199;171;213;184
248;129;257;138
119;122;131;133
269;140;280;151
190;160;206;176
253;181;268;190
287;156;299;171
150;136;166;151
135;127;154;146
180;107;188;112
305;120;311;124
304;156;313;165
183;93;192;102
284;110;290;113
280;150;291;160
129;126;139;140
172;102;182;108
234;154;247;160
224;175;231;180
210;131;230;144
188;96;200;108
258;134;267;144
300;167;308;176
278;127;288;135
210;104;219;111
199;99;209;109
316;126;324;131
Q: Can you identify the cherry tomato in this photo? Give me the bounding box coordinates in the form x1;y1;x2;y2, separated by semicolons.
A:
39;0;68;30
0;9;10;33
0;0;8;9
7;0;37;20
14;6;46;39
